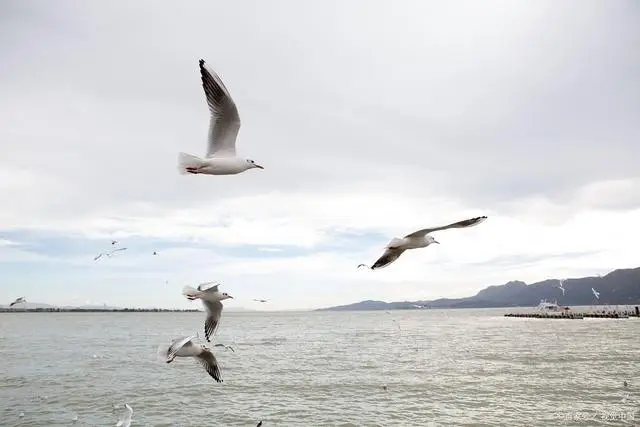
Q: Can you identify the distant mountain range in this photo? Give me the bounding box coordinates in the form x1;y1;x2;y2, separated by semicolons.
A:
318;267;640;311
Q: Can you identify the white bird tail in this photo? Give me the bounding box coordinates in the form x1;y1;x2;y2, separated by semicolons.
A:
182;285;203;300
178;152;206;175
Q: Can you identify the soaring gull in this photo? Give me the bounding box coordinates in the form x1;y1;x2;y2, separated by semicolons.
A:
557;279;566;296
115;404;133;427
94;247;127;261
358;216;487;270
9;297;26;307
178;59;264;176
253;299;268;303
592;287;600;300
214;343;235;352
157;335;223;382
182;282;233;342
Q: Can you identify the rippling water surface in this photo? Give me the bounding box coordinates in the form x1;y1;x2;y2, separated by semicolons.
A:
1;309;639;426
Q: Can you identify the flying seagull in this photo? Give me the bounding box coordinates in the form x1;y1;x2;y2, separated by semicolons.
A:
253;299;267;303
9;297;26;307
182;282;233;342
157;335;223;382
178;59;264;176
592;287;600;300
358;216;488;270
214;343;235;352
115;404;133;427
152;251;158;256
557;279;566;296
94;247;128;261
111;240;118;245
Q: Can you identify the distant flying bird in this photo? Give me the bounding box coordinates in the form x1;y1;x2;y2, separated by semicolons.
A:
177;59;264;176
182;282;233;342
115;404;133;427
111;240;118;245
253;299;268;303
214;343;235;352
557;280;566;296
592;287;600;300
411;304;424;308
152;251;158;256
157;335;223;382
9;297;26;307
93;247;127;261
358;216;488;270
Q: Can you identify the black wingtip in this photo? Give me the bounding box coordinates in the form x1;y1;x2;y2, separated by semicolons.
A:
199;59;205;66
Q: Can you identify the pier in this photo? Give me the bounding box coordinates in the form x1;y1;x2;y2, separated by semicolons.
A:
504;306;639;320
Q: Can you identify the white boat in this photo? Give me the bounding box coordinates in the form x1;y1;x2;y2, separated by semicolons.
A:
536;299;563;312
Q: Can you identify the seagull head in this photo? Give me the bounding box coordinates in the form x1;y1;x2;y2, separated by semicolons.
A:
246;159;264;170
426;235;440;245
220;292;234;301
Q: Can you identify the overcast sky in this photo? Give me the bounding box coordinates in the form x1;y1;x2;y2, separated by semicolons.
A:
1;0;638;310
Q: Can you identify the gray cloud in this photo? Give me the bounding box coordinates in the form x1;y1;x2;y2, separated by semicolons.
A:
0;0;638;226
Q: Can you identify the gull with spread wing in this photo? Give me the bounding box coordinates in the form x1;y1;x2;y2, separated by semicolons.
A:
557;279;566;296
94;247;127;261
182;282;233;342
178;59;264;175
358;216;487;270
9;297;26;307
157;335;223;382
115;404;133;427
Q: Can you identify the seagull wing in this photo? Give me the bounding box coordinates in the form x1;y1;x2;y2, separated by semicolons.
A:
404;216;488;239
202;300;223;342
198;282;219;292
196;347;223;382
167;335;196;360
370;247;406;270
199;59;241;158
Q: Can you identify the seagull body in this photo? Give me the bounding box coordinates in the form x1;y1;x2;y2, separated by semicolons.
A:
358;216;487;270
592;287;600;300
9;297;26;307
157;335;223;382
115;404;133;427
178;59;264;176
182;282;233;342
94;247;127;261
557;280;566;296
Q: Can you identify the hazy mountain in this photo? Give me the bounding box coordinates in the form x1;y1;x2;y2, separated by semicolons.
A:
318;267;640;311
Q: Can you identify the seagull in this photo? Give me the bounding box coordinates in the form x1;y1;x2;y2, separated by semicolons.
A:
214;343;235;352
592;287;600;300
182;282;233;342
94;247;128;261
177;59;264;176
253;299;268;303
256;422;263;427
157;335;223;382
111;240;118;245
152;251;158;256
557;279;566;296
358;216;488;270
9;297;26;307
115;403;133;427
